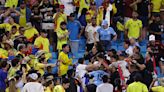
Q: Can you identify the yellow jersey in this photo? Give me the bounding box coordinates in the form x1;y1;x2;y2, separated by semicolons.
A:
58;51;72;76
152;86;164;92
127;82;148;92
151;0;164;12
34;36;50;52
0;23;20;32
24;27;39;42
5;0;18;8
56;29;68;50
53;13;67;31
53;85;65;92
125;19;142;39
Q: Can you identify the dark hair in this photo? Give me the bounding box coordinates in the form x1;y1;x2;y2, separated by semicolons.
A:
0;60;8;68
86;84;97;92
111;55;119;60
124;40;130;46
97;53;105;59
11;58;19;67
62;78;70;84
44;80;53;87
60;22;67;26
81;8;88;15
102;75;108;83
133;73;143;82
78;58;85;64
135;46;140;52
67;69;74;77
129;64;138;70
12;26;17;29
62;44;69;49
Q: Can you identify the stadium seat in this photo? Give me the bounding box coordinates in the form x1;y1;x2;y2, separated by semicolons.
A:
51;52;58;59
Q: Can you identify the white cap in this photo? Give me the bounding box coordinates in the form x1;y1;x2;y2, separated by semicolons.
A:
35;50;46;58
28;73;38;80
149;35;155;41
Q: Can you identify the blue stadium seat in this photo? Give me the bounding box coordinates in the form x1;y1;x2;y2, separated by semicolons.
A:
51;52;58;59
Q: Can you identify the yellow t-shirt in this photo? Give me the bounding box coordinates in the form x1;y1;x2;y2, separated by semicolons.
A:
78;0;89;14
53;13;67;31
58;51;72;76
0;48;8;58
19;8;26;27
57;29;68;50
34;36;50;52
45;87;53;92
125;19;142;39
53;85;65;92
11;31;20;39
0;23;20;32
127;82;148;92
34;61;45;76
152;86;164;92
8;67;18;78
151;0;164;12
24;27;39;41
117;21;125;31
6;87;20;92
5;0;18;8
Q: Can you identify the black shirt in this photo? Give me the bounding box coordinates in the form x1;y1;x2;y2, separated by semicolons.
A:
137;0;150;16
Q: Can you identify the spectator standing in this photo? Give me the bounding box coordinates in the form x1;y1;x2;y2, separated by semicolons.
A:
125;11;142;39
58;44;72;77
149;14;163;41
57;22;69;51
34;30;50;52
53;78;70;92
85;17;100;52
126;73;148;92
97;20;117;51
0;60;9;92
137;0;151;40
16;1;31;27
67;13;84;40
22;73;44;92
96;75;113;92
30;6;42;32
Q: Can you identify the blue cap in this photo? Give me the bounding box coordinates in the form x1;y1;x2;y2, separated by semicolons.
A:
101;20;108;26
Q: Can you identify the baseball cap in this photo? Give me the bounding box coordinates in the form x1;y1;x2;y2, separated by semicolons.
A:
28;73;38;80
149;35;155;41
101;20;108;26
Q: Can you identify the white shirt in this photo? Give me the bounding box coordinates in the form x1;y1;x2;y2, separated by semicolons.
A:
22;82;44;92
76;64;87;78
96;83;113;92
105;4;113;26
117;60;130;78
85;25;100;44
125;46;133;56
60;0;75;16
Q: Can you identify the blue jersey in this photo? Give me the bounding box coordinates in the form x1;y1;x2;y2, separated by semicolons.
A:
89;70;109;86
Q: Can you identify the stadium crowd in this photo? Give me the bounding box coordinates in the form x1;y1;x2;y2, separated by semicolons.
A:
0;0;164;92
